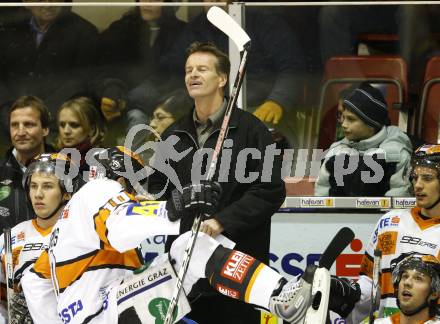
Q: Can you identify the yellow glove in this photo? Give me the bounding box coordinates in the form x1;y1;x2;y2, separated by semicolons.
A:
100;97;126;122
253;101;283;124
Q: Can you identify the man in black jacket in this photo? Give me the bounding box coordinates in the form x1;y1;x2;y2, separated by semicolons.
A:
148;42;286;324
0;96;53;232
94;3;186;123
160;6;305;126
0;3;98;128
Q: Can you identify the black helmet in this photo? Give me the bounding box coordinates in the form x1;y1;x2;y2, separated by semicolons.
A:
90;146;147;192
411;144;440;176
23;153;78;193
392;253;440;295
392;253;440;316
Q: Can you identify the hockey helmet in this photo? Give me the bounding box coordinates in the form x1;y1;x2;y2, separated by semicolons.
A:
89;146;147;191
23;153;79;193
411;144;440;176
392;253;440;297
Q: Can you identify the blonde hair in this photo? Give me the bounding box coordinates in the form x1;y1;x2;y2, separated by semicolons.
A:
56;97;105;149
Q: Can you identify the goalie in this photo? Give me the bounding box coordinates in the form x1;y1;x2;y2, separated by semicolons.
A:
20;147;314;324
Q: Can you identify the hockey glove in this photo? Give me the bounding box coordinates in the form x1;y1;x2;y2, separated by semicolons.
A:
101;97;127;122
10;292;33;324
166;181;222;222
328;276;361;318
253;101;283;124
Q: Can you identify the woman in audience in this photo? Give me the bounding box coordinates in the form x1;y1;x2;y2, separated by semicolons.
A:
149;89;193;137
56;97;105;171
138;90;192;167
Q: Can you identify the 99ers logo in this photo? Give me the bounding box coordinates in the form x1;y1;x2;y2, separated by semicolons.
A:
22;242;47;252
400;235;437;249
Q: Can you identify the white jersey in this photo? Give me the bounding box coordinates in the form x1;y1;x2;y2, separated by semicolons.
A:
375;313;440;323
348;208;440;323
0;219;51;285
0;219;54;323
21;178;180;324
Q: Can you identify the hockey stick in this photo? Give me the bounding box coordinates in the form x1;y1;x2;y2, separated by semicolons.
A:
304;227;355;324
369;249;382;324
164;6;251;324
3;228;13;324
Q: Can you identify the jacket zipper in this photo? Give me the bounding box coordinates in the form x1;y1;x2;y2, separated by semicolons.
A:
175;126;235;150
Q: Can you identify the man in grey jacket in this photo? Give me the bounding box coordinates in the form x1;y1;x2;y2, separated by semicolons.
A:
314;82;412;197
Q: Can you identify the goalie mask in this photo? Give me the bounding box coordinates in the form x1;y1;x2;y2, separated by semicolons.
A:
90;146;147;193
392;253;440;316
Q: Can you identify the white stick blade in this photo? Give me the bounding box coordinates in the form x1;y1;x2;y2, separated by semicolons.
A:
304;268;331;324
207;6;250;52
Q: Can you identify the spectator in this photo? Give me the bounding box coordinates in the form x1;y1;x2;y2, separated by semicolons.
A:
148;42;286;324
55;97;105;172
130;90;193;182
319;4;399;64
0;1;98;128
314;82;412;197
335;85;357;141
0;96;53;232
94;0;186;126
159;1;305;126
319;5;440;95
329;144;440;323
375;254;440;323
149;89;193;137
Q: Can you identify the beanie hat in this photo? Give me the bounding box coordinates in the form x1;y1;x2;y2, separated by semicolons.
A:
343;83;390;130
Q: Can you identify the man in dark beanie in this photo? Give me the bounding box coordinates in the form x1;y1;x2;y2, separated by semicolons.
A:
315;82;413;197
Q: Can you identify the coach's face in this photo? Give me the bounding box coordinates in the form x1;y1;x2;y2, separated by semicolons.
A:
185;52;227;100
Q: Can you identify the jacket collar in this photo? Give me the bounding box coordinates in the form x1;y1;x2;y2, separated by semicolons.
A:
173;102;240;141
4;143;56;173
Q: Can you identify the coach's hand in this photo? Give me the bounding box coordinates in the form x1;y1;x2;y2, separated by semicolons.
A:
166;181;222;221
200;218;224;237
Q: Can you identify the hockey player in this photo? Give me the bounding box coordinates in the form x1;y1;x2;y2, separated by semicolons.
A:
330;144;440;323
21;146;313;324
0;153;75;323
375;253;440;323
